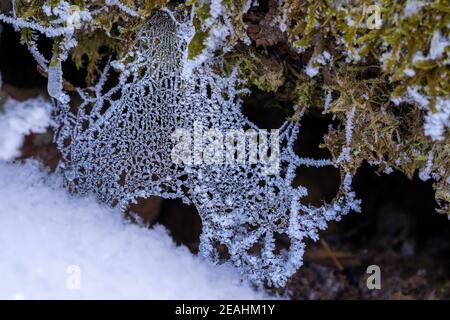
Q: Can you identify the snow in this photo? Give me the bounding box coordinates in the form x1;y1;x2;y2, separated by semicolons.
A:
429;31;450;60
305;64;320;78
404;68;415;77
403;0;426;18
418;151;433;181
384;167;394;174
412;32;450;63
0;97;52;161
345;16;355;27
392;87;449;141
305;52;332;78
0;161;269;299
406;86;429;108
423;98;450;141
322;90;332;114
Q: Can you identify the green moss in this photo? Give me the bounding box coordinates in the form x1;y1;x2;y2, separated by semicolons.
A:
225;47;285;92
187;30;208;60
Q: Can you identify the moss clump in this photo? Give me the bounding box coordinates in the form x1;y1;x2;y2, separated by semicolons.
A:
277;0;449;214
225;47;285;92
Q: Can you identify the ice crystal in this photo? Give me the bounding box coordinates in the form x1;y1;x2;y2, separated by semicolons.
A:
49;11;360;287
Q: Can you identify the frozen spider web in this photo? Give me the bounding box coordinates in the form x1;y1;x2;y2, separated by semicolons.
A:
32;11;360;287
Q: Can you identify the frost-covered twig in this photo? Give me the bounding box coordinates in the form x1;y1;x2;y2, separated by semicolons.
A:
105;0;140;17
0;13;73;37
336;106;356;163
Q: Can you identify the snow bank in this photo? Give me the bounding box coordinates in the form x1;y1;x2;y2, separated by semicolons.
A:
0;161;269;299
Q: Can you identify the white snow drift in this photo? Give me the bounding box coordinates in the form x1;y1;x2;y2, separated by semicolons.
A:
0;161;268;299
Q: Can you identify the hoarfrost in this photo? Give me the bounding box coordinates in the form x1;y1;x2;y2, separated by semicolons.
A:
393;86;449;140
429;31;450;60
418;151;433;182
48;59;69;104
424;98;450;141
403;0;426;18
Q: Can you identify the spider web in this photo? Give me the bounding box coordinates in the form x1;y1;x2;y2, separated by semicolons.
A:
51;11;360;287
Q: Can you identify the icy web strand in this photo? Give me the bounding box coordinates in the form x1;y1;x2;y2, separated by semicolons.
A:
52;11;360;287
